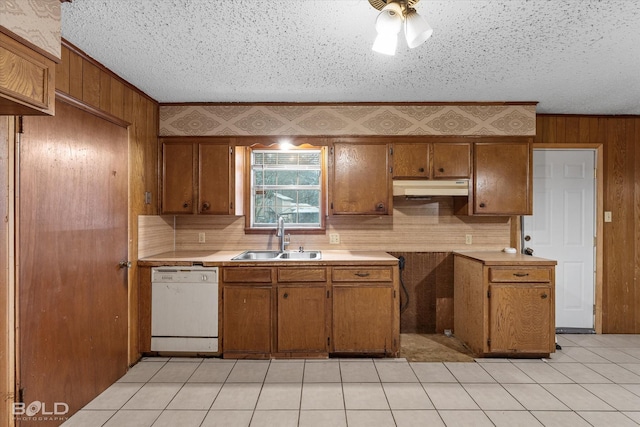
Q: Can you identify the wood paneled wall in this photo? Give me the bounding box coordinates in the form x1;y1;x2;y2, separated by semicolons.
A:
55;40;159;362
536;115;640;333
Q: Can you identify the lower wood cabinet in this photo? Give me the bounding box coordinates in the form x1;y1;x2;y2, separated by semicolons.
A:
331;267;398;355
276;285;327;354
454;252;556;357
220;263;399;358
222;285;272;357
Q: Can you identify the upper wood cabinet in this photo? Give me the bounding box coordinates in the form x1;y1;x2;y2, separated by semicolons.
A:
393;142;470;179
0;33;55;115
330;143;391;215
161;140;234;215
473;141;532;215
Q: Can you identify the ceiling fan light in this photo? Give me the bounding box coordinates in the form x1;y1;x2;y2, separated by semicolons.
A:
375;2;403;35
404;8;433;48
372;32;398;55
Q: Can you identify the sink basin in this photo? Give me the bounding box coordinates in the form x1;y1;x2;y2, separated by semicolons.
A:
278;250;322;260
231;250;281;260
231;250;322;261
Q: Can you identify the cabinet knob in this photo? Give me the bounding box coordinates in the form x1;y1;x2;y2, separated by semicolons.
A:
376;203;385;211
438;167;445;173
418;167;425;173
202;202;211;211
541;293;548;299
283;293;288;299
183;201;190;209
479;202;486;208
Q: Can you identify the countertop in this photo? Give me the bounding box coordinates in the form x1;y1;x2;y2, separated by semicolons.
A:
454;251;557;265
138;250;399;267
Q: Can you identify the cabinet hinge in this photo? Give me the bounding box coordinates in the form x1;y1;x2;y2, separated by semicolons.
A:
487;339;491;347
330;147;334;155
330;202;333;210
487;290;491;298
593;304;596;315
230;202;234;210
18;387;24;404
229;146;233;155
17;116;24;134
393;290;396;298
389;166;393;174
327;337;330;346
327;290;330;298
389;146;394;155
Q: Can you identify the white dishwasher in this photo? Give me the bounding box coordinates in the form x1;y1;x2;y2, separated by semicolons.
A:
151;266;218;353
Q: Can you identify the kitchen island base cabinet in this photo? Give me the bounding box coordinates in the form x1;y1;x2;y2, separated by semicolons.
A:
454;252;556;357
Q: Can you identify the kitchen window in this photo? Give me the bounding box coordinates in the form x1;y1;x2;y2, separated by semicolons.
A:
249;148;325;231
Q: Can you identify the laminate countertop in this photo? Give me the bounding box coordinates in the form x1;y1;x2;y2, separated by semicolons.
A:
454;251;557;265
138;250;399;267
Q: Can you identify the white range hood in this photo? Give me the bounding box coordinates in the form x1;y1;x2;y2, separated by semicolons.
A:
392;179;469;197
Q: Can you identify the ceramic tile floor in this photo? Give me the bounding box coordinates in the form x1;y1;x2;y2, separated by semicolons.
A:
61;334;640;427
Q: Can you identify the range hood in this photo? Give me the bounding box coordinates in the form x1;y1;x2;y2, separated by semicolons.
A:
393;179;469;197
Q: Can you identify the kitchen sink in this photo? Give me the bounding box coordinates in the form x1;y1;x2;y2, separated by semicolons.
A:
278;250;321;260
231;250;322;261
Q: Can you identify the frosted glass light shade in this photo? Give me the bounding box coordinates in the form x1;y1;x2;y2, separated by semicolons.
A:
375;2;403;34
404;8;433;48
372;32;398;55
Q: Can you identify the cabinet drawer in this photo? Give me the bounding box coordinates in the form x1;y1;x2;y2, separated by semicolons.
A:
222;267;272;283
277;268;327;282
489;267;552;283
332;267;393;282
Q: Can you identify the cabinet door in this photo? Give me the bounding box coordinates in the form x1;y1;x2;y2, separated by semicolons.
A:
332;285;395;353
331;143;390;214
474;142;531;214
162;142;194;214
276;285;327;353
489;283;553;354
393;143;429;178
0;33;55;115
222;285;272;355
433;143;470;179
199;143;232;214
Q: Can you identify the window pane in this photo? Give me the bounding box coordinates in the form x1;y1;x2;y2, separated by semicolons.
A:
251;149;322;228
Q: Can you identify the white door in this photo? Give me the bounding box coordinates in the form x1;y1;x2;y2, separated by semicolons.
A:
522;150;596;331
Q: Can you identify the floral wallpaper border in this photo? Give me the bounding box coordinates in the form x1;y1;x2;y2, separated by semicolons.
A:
159;103;536;137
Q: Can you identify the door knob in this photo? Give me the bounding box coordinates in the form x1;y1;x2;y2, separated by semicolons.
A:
119;261;132;269
524;247;534;256
524;235;531;241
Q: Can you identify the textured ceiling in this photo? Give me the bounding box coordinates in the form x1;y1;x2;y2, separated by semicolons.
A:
61;0;640;114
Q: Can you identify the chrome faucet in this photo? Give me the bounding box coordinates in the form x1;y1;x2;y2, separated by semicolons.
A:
276;216;290;252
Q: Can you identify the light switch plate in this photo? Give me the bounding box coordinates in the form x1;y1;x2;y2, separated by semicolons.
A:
329;233;340;244
604;211;612;222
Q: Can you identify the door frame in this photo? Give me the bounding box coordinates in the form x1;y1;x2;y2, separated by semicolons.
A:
1;117;16;427
526;143;604;333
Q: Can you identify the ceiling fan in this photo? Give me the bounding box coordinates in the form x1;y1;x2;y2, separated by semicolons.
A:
368;0;433;55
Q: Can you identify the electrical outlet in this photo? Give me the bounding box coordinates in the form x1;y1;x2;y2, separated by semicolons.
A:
465;234;473;245
604;211;612;222
329;233;340;244
198;232;206;243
